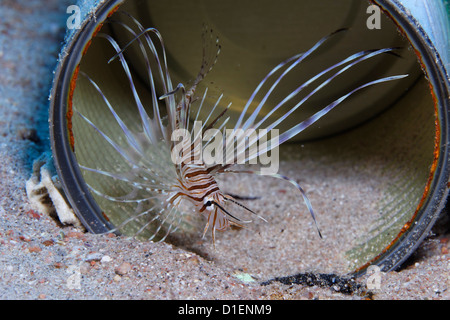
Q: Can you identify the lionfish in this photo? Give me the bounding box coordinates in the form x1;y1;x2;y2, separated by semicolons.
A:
74;12;407;244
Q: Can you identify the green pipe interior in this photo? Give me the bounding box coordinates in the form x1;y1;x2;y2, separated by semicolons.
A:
70;0;436;274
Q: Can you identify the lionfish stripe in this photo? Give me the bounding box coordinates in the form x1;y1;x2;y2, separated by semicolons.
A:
184;169;209;178
182;172;214;183
186;181;218;191
168;185;220;204
184;174;215;183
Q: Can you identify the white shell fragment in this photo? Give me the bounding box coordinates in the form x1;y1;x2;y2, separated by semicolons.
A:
26;152;84;230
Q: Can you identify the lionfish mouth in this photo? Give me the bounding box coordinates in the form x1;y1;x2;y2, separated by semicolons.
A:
49;0;449;277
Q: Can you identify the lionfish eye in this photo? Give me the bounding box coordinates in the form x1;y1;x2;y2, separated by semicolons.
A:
205;200;213;207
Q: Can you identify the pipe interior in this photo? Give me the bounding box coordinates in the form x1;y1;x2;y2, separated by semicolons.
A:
70;0;436;275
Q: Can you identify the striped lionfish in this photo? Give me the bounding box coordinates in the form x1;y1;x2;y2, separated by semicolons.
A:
75;12;407;245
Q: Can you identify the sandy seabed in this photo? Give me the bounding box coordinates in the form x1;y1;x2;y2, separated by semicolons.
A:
0;0;449;301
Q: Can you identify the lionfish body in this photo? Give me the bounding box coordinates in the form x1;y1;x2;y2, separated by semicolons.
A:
168;164;231;241
168;106;231;240
165;48;251;242
76;13;407;244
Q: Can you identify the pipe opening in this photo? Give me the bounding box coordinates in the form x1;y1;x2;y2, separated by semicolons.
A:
51;0;449;277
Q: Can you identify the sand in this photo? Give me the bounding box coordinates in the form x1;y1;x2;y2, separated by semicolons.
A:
0;0;449;301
